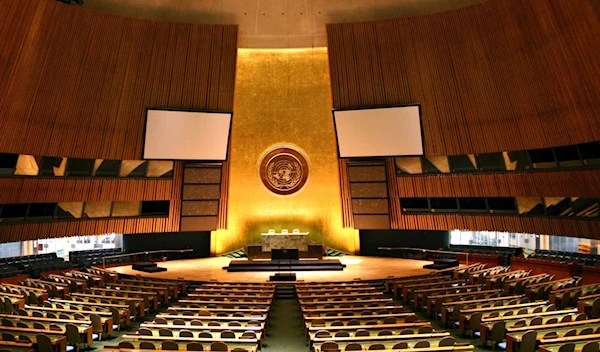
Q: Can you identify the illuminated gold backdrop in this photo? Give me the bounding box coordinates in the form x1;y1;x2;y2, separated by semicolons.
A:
211;48;358;254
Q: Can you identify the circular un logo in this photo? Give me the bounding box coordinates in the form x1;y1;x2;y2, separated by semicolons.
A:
259;146;309;195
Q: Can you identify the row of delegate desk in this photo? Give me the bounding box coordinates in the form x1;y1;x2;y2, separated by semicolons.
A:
387;263;600;352
299;279;475;351
0;268;185;352
110;281;275;352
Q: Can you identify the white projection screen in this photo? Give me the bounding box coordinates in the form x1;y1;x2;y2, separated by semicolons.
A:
334;106;424;158
143;109;232;161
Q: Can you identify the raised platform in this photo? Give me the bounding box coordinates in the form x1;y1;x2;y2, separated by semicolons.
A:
247;242;323;259
132;262;167;273
224;259;345;272
107;256;439;282
423;258;459;270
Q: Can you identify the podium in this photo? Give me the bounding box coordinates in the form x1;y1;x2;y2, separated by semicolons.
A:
246;231;323;259
227;230;345;272
261;232;309;252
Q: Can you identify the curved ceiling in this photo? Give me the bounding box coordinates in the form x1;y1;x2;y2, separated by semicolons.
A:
82;0;488;48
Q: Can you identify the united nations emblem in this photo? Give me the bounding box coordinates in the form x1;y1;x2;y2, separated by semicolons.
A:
259;146;309;195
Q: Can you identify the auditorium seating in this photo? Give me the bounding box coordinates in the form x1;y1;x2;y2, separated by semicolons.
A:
532;250;600;268
1;260;600;351
380;264;600;352
448;245;521;266
110;281;273;352
302;276;476;351
69;248;122;267
0;268;190;352
0;253;72;277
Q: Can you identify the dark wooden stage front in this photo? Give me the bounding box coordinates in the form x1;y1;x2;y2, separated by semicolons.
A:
108;256;436;282
224;259;346;272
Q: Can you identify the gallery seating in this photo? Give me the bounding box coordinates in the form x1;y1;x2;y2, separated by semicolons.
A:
69;248;122;267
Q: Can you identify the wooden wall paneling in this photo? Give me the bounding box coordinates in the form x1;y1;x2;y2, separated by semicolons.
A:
193;26;213;112
327;0;600;155
217;161;230;229
180;163;222;231
338;159;354;228
582;266;600;285
396;169;600;198
220;26;238;111
168;23;189;109
394;213;600;240
0;1;32;82
509;257;576;278
206;26;222;111
385;158;400;229
0;0;237;160
347;160;390;229
0;217;178;243
0;161;184;243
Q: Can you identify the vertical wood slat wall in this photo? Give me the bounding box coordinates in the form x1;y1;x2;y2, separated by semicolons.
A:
0;0;237;243
327;0;600;156
327;0;600;239
396;170;600;199
0;0;237;160
338;159;354;228
395;214;600;241
0;162;183;243
385;158;402;230
217;161;230;229
0;177;174;204
392;168;600;238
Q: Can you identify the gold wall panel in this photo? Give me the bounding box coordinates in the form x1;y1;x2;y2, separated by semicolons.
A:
212;48;357;254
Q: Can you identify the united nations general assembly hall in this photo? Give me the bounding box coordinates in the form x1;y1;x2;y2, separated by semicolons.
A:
0;0;598;351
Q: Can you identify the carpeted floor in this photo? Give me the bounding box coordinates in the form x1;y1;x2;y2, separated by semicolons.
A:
262;298;308;352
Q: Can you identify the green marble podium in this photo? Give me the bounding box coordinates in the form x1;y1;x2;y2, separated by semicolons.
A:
261;232;309;252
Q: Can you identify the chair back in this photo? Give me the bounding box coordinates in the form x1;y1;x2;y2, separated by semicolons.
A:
520;330;537;352
1;332;15;341
345;343;362;351
66;323;82;345
210;342;228;351
590;298;600;318
158;329;173;337
118;342;135;349
4;297;14;313
530;317;543;326
558;344;575;352
489;321;506;342
355;329;369;337
90;314;103;334
179;330;193;338
139;341;156;350
582;342;599;352
18;335;32;342
36;334;54;352
439;336;456;347
138;328;152;336
186;343;203;351
161;341;179;350
414;341;430;348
